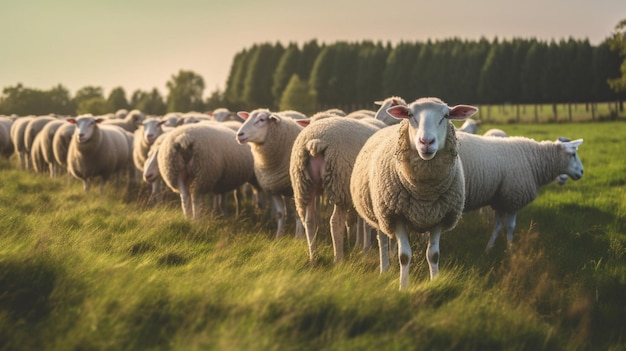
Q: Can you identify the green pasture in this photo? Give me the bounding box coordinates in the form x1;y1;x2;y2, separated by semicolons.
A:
0;121;624;351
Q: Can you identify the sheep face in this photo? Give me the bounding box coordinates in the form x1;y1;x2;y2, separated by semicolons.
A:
129;110;146;127
68;116;102;144
374;96;407;125
387;98;478;160
235;109;279;145
559;138;584;181
143;147;160;183
142;119;165;144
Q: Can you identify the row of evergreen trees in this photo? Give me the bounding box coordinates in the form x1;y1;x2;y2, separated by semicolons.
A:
223;37;625;114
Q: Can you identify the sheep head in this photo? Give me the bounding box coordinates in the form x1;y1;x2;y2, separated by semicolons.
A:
387;98;478;160
558;138;584;181
236;109;280;145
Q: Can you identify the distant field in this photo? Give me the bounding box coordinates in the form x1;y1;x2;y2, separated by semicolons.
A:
473;101;626;123
0;121;624;351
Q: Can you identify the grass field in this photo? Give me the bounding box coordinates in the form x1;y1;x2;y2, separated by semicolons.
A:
0;121;624;351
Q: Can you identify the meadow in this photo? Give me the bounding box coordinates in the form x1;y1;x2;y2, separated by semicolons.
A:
0;120;624;351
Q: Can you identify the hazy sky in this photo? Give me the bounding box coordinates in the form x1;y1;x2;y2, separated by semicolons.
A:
1;0;624;98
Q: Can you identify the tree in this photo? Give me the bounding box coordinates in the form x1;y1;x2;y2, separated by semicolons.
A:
76;98;111;115
73;86;104;110
224;49;251;110
166;70;206;113
242;42;285;109
0;83;74;115
107;87;129;112
132;88;166;115
272;43;300;106
607;18;626;93
278;74;316;115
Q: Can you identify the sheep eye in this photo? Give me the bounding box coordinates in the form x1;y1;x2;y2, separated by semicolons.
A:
438;116;446;125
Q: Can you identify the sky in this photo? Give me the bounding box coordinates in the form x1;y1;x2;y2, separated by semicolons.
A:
1;0;624;98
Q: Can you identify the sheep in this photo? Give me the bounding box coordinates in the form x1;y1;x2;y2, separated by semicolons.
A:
142;132;169;201
66;114;135;193
52;122;76;172
373;96;408;125
10;116;35;170
101;109;146;132
133;117;166;174
209;108;235;122
0;117;14;159
351;97;478;290
23;115;57;170
161;113;183;132
457;118;481;134
456;131;584;253
156;123;257;220
236;108;309;238
30;120;65;177
290;116;384;263
483;128;507;137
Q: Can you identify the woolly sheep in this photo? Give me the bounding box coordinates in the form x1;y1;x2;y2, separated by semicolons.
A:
101;109;146;132
156;123;257;220
133;117;166;173
66;115;135;193
210;108;235;122
142;132;169;200
483;128;507;137
10;116;35;170
457;118;481;134
290;116;383;263
0;117;14;158
456;131;584;253
24;115;57;170
236;108;309;238
52;122;76;171
351;97;478;290
30;120;65;177
373;96;408;125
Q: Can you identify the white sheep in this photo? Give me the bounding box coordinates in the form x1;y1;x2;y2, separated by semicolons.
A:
10;116;35;170
209;108;234;122
373;96;408;125
30;120;65;177
290;116;383;263
236;108;309;238
457;118;481;134
351;97;478;290
52;122;76;172
23;115;57;171
482;128;507;137
156;123;257;220
0;117;14;159
142;132;169;201
66;115;135;193
101;109;146;132
133;117;166;174
456;131;584;253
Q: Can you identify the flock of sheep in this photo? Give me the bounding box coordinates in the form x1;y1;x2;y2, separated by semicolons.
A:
0;98;585;289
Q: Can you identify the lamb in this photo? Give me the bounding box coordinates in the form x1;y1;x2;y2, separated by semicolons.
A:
156;123;257;220
351;97;478;290
101;109;146;132
66;114;135;193
289;116;383;263
236;108;309;238
456;132;584;253
0;117;14;159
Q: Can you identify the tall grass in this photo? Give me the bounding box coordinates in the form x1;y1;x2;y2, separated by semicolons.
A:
0;121;624;351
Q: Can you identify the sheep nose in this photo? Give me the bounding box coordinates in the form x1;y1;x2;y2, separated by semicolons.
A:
78;133;84;138
237;132;244;137
419;137;435;146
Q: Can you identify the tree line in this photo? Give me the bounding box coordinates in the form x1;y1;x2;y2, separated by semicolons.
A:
2;31;626;117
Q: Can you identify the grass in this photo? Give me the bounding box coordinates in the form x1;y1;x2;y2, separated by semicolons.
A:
0;121;625;351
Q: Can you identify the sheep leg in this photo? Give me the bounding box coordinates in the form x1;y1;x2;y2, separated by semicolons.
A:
191;192;205;220
395;222;411;290
330;205;347;263
485;209;505;253
377;230;390;273
177;173;192;219
427;228;442;280
271;194;286;238
363;221;372;253
304;198;318;262
504;212;517;249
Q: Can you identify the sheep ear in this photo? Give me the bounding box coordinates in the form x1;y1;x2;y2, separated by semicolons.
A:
386;105;411;120
269;114;282;123
66;118;77;124
296;119;311;127
562;139;583;153
447;105;478;120
95;118;104;124
237;111;250;120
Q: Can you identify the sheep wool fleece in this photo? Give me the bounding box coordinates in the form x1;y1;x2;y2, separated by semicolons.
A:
352;120;465;237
